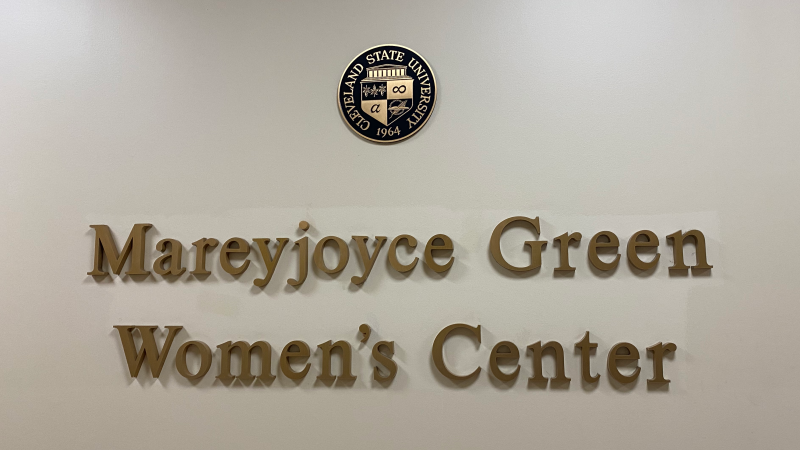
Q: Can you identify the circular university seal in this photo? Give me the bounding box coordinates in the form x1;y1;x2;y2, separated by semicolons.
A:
337;45;437;143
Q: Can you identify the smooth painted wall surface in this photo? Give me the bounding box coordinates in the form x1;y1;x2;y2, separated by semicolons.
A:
1;1;799;448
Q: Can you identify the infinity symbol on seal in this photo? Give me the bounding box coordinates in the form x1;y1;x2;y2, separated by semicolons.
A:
392;85;407;94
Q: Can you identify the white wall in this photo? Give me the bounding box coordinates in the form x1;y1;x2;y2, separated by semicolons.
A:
1;1;799;448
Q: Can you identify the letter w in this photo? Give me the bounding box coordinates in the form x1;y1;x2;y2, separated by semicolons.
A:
114;325;183;378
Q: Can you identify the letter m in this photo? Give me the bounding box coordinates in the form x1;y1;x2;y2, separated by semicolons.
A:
87;224;152;276
114;325;183;378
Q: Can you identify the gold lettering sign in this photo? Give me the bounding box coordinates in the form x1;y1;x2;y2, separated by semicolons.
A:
97;216;701;391
88;217;712;289
112;325;677;391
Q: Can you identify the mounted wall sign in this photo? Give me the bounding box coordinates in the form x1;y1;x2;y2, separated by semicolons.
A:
88;215;712;387
337;44;437;143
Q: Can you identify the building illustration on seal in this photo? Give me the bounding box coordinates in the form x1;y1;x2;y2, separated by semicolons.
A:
360;64;414;126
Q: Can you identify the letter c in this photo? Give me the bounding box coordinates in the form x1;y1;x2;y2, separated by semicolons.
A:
431;323;481;382
489;216;547;272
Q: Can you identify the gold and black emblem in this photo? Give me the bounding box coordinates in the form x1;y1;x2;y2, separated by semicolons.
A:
338;45;437;143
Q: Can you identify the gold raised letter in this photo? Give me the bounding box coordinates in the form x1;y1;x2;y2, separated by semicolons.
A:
489;341;520;382
280;341;310;380
88;224;152;276
317;340;357;383
176;340;212;380
388;234;418;273
217;341;274;381
153;238;186;276
575;331;599;383
424;234;454;273
431;323;481;381
372;341;398;383
588;231;620;271
351;236;388;285
313;236;349;274
554;232;582;272
627;230;660;270
608;342;640;384
220;237;251;275
647;342;677;384
489;216;547;272
288;236;308;286
191;238;219;275
114;325;182;378
527;341;571;384
667;230;713;270
252;238;290;287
